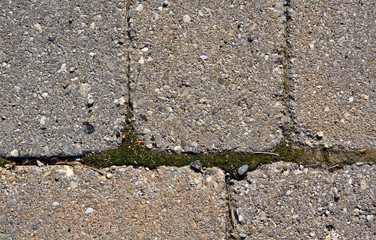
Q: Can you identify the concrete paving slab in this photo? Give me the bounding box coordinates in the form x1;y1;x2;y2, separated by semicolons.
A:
230;162;376;239
0;165;227;239
129;0;285;153
289;0;376;149
0;0;128;157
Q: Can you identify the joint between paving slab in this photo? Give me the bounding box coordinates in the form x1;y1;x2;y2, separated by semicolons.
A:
125;0;133;116
281;0;295;141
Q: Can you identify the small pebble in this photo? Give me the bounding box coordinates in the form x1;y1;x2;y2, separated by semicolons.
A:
237;165;249;176
85;207;94;214
65;166;74;177
62;80;70;88
10;149;19;157
190;160;202;172
173;145;183;153
367;215;374;222
33;23;42;32
40;116;46;126
31;168;40;174
183;14;191;23
143;128;151;134
317;130;323;138
333;187;340;202
217;77;225;85
52;202;59;207
200;55;208;60
136;4;143;12
70;182;78;189
36;160;44;167
87;95;94;107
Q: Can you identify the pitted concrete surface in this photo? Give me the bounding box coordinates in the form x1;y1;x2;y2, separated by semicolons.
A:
289;0;376;149
0;165;227;239
230;162;376;239
0;0;128;157
128;0;285;153
1;1;375;157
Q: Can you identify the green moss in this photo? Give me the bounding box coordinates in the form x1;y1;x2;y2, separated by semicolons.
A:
2;113;376;177
0;157;12;168
81;108;376;177
82;123;376;179
81;122;278;179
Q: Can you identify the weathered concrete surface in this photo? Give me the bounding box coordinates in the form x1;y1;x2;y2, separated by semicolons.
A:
0;165;227;239
129;0;285;153
0;0;128;157
230;162;376;239
289;0;376;149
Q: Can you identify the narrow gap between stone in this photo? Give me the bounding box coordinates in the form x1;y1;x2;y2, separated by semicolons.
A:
281;0;295;141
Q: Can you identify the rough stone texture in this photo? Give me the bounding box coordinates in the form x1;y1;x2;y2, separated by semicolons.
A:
289;0;376;149
129;0;285;153
230;161;376;239
0;165;227;239
0;0;128;157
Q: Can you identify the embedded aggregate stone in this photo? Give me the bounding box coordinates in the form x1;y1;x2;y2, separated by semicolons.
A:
129;0;286;153
230;162;376;239
237;164;249;177
0;165;227;239
289;0;376;149
190;160;202;172
0;0;128;157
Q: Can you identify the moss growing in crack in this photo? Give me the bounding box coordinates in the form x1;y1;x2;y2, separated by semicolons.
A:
275;140;376;169
81;121;278;179
81;113;376;179
0;157;12;168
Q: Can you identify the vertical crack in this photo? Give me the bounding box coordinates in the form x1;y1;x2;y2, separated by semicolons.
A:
125;0;133;123
225;177;240;240
282;0;295;141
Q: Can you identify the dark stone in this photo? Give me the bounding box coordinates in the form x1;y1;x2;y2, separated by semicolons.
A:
139;114;148;122
334;188;340;202
83;121;95;134
217;77;225;85
115;131;121;138
158;106;165;112
48;36;56;42
190;160;202;172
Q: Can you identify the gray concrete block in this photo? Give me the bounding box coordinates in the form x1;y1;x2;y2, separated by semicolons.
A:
289;0;376;148
230;162;376;239
0;165;227;239
129;0;286;153
0;1;128;157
